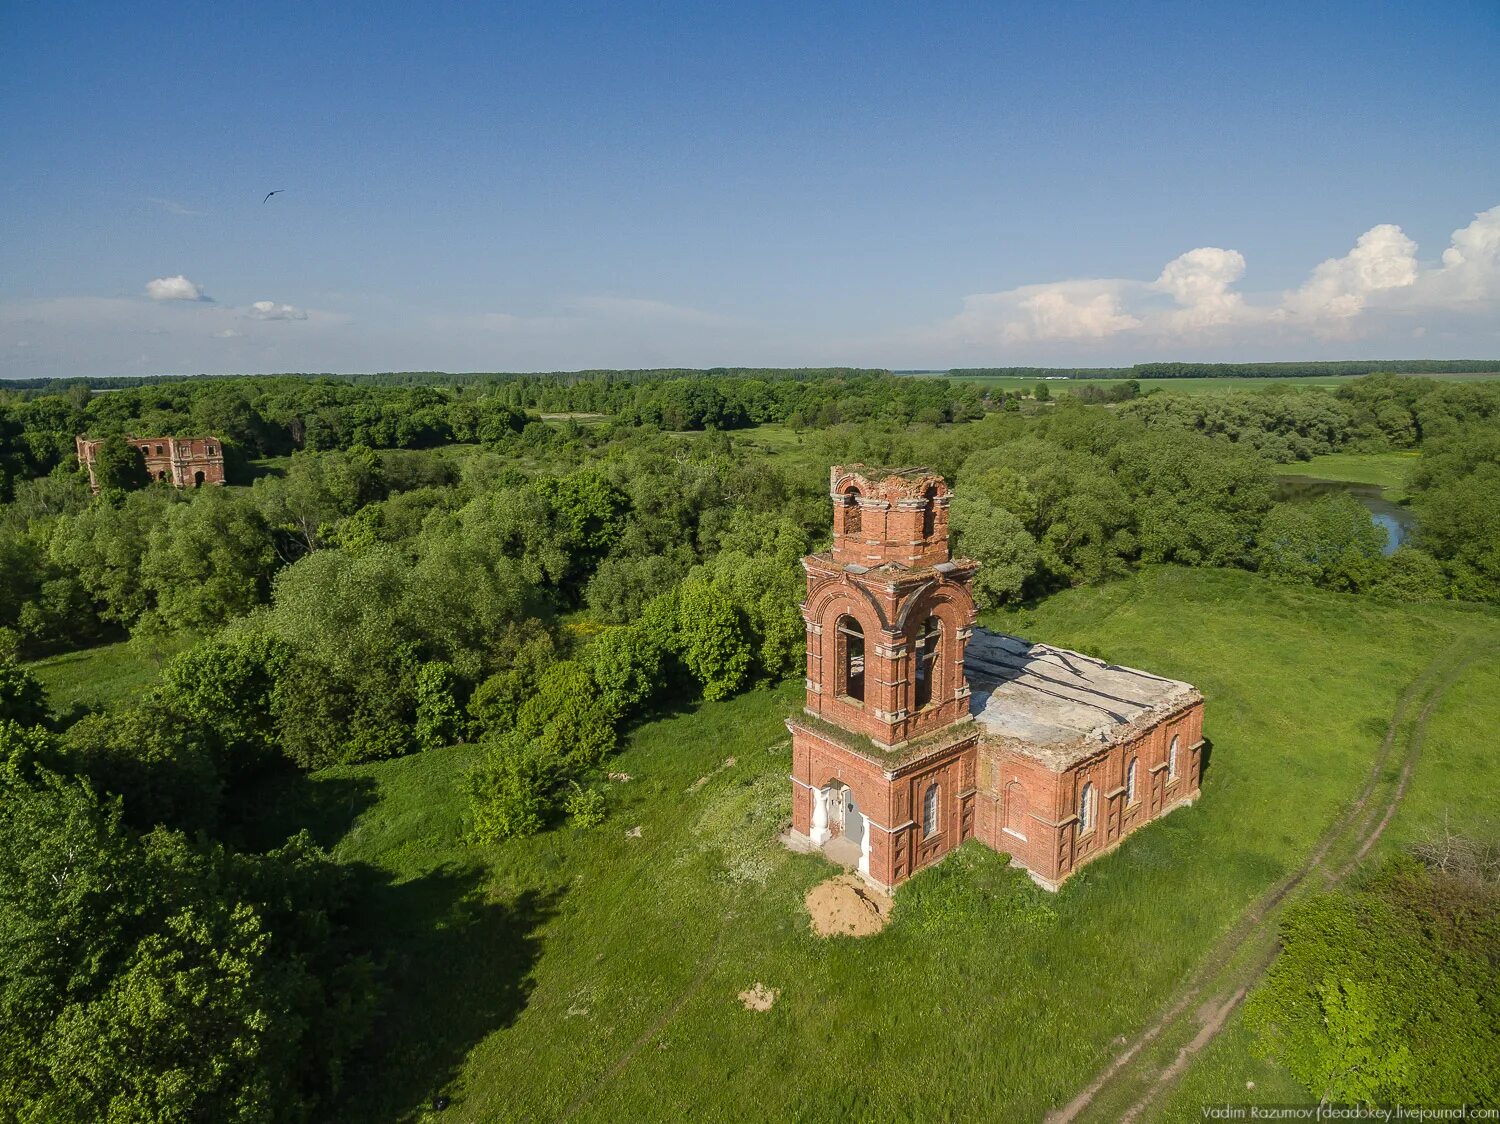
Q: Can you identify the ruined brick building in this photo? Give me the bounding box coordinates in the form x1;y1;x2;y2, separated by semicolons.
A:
787;465;1204;891
75;435;226;492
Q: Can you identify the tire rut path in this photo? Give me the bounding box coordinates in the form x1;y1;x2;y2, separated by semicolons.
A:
1049;645;1483;1124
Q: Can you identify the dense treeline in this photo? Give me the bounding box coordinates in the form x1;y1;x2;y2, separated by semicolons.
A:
0;371;991;500
1;367;889;394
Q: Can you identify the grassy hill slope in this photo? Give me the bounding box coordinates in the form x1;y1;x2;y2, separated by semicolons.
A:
283;568;1500;1121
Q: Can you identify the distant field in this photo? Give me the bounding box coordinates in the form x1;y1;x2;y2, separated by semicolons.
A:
304;567;1500;1121
932;372;1500;396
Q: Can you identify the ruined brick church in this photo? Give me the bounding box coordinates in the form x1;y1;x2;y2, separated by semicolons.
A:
788;466;1204;891
75;434;226;492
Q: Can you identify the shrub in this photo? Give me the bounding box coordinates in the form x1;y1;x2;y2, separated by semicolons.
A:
563;782;607;829
464;740;554;843
413;661;464;750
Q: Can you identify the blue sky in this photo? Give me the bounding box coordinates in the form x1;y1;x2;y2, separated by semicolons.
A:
2;0;1497;377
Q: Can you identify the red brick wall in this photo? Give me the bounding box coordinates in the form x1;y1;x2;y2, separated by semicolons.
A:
829;466;953;569
790;721;977;888
801;565;978;748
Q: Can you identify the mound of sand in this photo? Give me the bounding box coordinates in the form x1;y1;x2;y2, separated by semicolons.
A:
804;874;892;938
738;983;779;1012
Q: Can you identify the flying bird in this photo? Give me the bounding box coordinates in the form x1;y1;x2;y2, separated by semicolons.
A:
262;189;284;204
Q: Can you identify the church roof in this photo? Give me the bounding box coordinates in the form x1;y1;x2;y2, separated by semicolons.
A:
965;628;1200;768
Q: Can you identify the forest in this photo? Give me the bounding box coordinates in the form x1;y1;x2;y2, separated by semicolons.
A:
2;369;1498;1119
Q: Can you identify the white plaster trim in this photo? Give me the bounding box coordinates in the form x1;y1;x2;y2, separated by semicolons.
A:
1001;826;1028;843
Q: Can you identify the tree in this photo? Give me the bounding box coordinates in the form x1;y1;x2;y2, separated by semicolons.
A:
1245;854;1498;1106
585;626;665;720
466;627;557;739
60;699;222;833
585;554;681;624
251;446;385;557
949;491;1040;608
138;489;278;635
48;488;172;627
0;771;377;1120
0;658;48;727
1255;497;1387;592
674;577;752;701
89;435;149;491
158;630;295;774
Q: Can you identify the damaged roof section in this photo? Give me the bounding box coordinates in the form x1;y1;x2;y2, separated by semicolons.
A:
965;628;1201;768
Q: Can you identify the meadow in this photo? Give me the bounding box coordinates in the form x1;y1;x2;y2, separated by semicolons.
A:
24;635;187;715
151;565;1494;1123
1273;450;1420;498
928;372;1500;396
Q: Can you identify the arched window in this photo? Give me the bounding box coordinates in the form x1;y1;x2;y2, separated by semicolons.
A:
836;615;865;703
922;783;939;838
1078;782;1095;837
842;486;862;536
1126;758;1138;805
1168;736;1179;780
913;615;941;709
922;484;938;540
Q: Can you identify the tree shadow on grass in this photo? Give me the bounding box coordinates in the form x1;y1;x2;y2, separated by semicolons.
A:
338;864;561;1122
220;766;381;852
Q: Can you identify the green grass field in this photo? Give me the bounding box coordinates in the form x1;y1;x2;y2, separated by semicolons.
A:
1274;451;1420;498
25;636;186;715
287;567;1500;1122
930;373;1500;396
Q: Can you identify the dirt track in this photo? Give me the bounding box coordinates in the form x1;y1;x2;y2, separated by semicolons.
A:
1048;644;1487;1124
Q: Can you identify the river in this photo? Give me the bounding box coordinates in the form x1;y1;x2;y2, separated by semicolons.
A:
1273;475;1415;555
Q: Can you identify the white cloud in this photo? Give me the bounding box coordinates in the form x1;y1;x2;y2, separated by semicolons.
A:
1279;223;1418;327
948;280;1141;345
1418;204;1500;306
1152;247;1252;332
246;300;308;321
146;275;210;302
213;328;242;339
930;203;1500;354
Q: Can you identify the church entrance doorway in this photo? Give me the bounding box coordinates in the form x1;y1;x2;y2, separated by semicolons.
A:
821;784;868;875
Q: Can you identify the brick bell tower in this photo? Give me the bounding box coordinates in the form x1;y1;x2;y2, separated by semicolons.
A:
787;465;982;889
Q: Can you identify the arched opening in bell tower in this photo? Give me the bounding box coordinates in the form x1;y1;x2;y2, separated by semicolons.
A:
913;615;941;709
835;615;865;703
842;485;862;535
